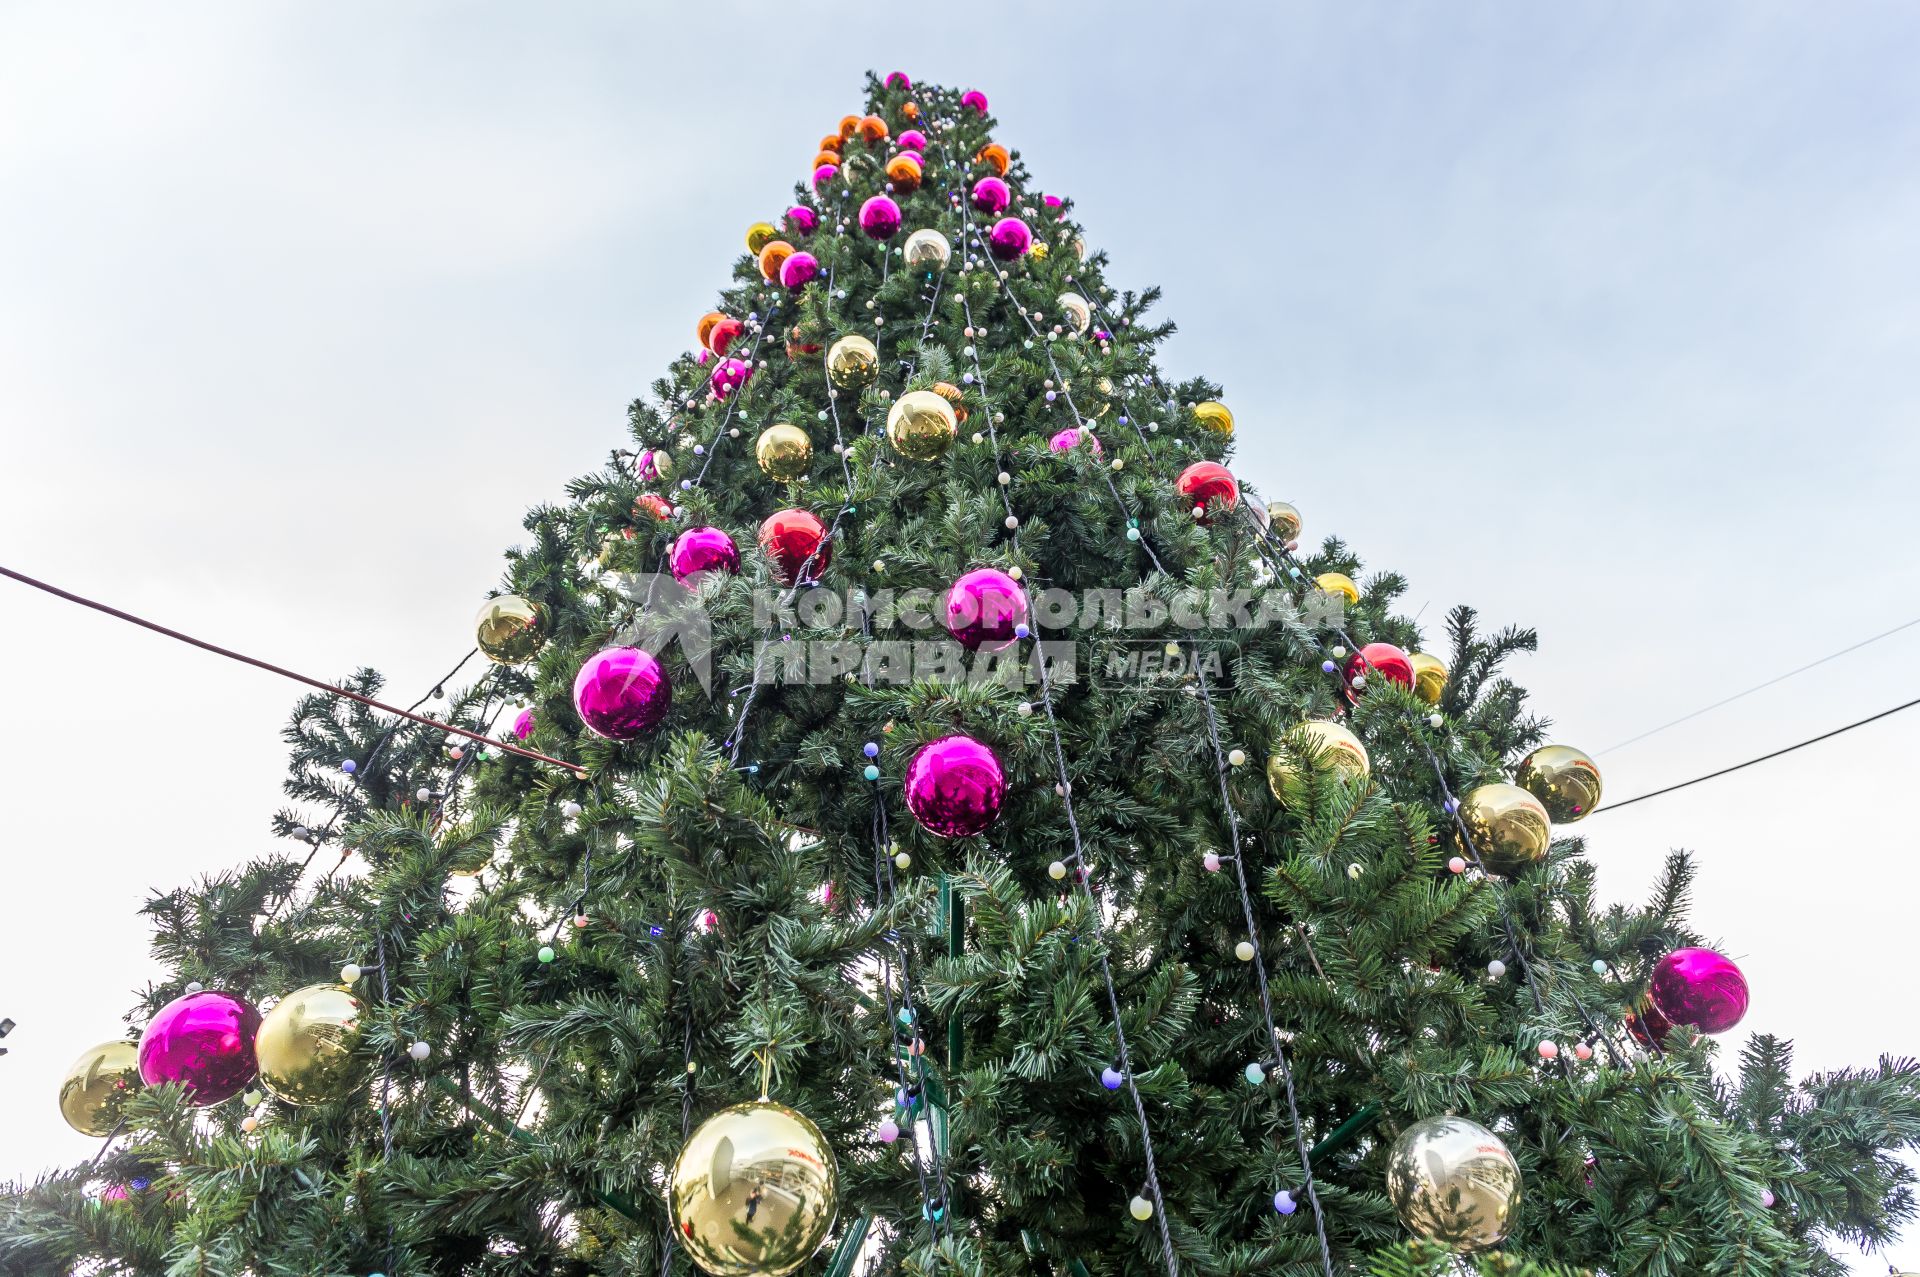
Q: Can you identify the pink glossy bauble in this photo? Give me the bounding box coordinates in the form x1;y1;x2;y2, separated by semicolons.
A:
779;251;820;290
944;568;1029;652
137;990;262;1107
859;195;902;239
1349;642;1414;690
669;526;741;584
1175;461;1238;522
785;205;818;237
904;734;1006;838
885;71;911;90
1043;194;1064;209
635;448;668;481
1649;947;1749;1034
897;129;927;153
512;708;535;740
758;508;831;584
572;647;672;741
1048;427;1102;458
971;176;1011;215
961;89;989;114
811;164;838;190
987;217;1031;261
709;357;752;400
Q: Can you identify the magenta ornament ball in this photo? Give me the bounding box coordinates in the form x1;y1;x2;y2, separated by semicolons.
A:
785;205;818;237
905;734;1006;837
137;990;262;1107
572;647;672;741
944;568;1030;652
859;195;902;240
961;89;989;114
512;708;535;740
1048;427;1102;458
669;525;741;584
1649;947;1749;1034
898;129;927;153
779;251;820;290
885;70;911;89
987;217;1032;261
1043;193;1063;209
812;164;838;190
971;176;1011;215
709;357;751;400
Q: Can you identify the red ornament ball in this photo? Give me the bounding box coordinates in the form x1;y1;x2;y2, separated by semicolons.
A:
1174;461;1239;523
706;316;745;356
758;508;831;585
1348;642;1414;691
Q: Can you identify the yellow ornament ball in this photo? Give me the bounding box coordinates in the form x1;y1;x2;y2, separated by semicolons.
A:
886;389;958;461
745;222;779;255
824;334;879;390
1457;782;1552;876
1315;572;1360;606
58;1039;141;1136
1386;1115;1521;1251
1409;652;1449;705
1193;400;1234;436
755;423;813;483
669;1100;838;1277
1030;240;1050;260
475;594;547;665
1267;720;1370;803
256;983;363;1106
1514;745;1602;822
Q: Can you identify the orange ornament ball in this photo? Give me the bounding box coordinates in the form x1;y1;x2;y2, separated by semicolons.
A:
695;311;726;350
758;240;795;282
818;134;844;155
838;114;862;140
977;143;1010;175
886;154;923;192
859;115;889;145
902;102;920;121
931;381;969;424
636;493;674;522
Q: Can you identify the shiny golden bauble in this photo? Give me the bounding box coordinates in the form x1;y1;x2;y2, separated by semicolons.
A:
1070;235;1086;261
755;424;813;483
669;1100;838;1277
930;381;968;423
1315;572;1360;606
475;594;547;665
1267;720;1370;803
1057;292;1091;335
886;390;958;461
1514;745;1602;822
1409;652;1448;705
902;228;951;273
1030;240;1050;260
824;334;879;390
58;1039;140;1136
1193;400;1234;436
256;983;362;1106
745;222;779;254
1457;782;1552;876
1386;1115;1521;1251
1266;500;1302;543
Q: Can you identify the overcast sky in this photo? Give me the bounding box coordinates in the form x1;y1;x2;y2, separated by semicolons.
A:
3;3;1918;1269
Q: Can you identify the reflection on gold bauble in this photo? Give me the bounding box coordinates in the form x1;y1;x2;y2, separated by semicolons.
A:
475;594;547;665
931;382;968;423
824;335;879;390
1266;500;1302;543
1386;1115;1521;1251
902;228;951;273
1057;292;1091;334
59;1039;140;1136
256;983;362;1106
755;424;813;483
1514;745;1602;822
886;390;957;461
1315;573;1360;606
745;223;778;255
669;1100;838;1277
1409;652;1448;705
1193;400;1234;436
1457;783;1552;876
1267;721;1370;803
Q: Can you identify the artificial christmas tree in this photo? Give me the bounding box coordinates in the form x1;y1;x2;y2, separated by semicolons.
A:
6;71;1919;1277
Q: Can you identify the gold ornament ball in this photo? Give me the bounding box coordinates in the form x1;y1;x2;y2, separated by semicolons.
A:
1056;293;1091;335
1193;400;1234;436
824;334;879;390
886;390;958;461
58;1039;141;1136
1315;572;1360;606
669;1100;838;1277
1386;1115;1522;1251
1267;720;1370;803
902;228;951;273
475;594;548;665
1266;500;1303;543
1457;782;1552;876
256;983;363;1106
755;424;813;483
1514;745;1602;822
1409;652;1449;705
1030;240;1050;260
745;222;779;255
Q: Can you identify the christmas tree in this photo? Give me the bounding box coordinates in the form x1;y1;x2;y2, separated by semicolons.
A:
7;72;1919;1277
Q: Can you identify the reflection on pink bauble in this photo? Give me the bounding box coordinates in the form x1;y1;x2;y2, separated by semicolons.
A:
1349;642;1414;690
779;251;820;290
945;568;1029;652
904;734;1006;838
670;526;741;584
785;206;818;237
859;195;902;240
1048;427;1102;458
987;217;1031;261
971;176;1010;215
897;129;927;153
1649;947;1749;1034
812;164;838;190
709;358;751;400
961;90;989;114
572;647;672;741
138;990;262;1107
512;708;535;740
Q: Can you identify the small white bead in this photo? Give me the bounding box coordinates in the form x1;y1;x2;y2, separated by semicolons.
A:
241;1116;259;1133
409;1041;432;1061
185;981;204;994
894;851;912;870
416;787;432;803
1488;960;1507;979
1008;566;1023;581
1017;702;1034;716
1428;713;1444;728
561;800;583;818
340;963;362;984
1005;515;1019;529
1347;863;1363;879
1048;860;1067;880
1235;940;1256;962
997;471;1011;485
